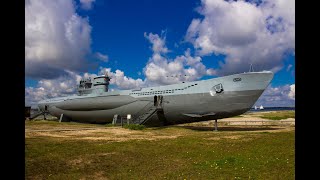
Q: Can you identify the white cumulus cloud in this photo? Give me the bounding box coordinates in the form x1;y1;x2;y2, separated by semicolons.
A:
99;68;145;90
143;32;216;86
186;0;295;75
254;83;295;107
25;0;93;79
288;84;295;100
25;70;82;106
144;32;169;54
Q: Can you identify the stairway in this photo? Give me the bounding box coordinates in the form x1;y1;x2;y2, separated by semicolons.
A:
132;103;163;125
29;111;49;120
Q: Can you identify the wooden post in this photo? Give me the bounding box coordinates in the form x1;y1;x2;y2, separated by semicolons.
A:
214;119;218;131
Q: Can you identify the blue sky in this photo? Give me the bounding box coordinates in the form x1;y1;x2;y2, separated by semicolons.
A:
77;0;206;79
25;0;295;107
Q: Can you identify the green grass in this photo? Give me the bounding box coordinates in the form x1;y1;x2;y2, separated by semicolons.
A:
259;111;295;120
123;124;146;130
105;123;115;127
26;126;294;179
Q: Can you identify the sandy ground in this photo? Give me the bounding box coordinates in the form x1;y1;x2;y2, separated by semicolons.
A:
25;111;295;142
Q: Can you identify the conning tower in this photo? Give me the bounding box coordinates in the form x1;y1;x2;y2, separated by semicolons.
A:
77;74;111;95
78;77;93;95
92;74;111;94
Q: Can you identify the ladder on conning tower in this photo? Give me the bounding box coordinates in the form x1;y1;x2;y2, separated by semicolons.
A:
132;102;163;125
